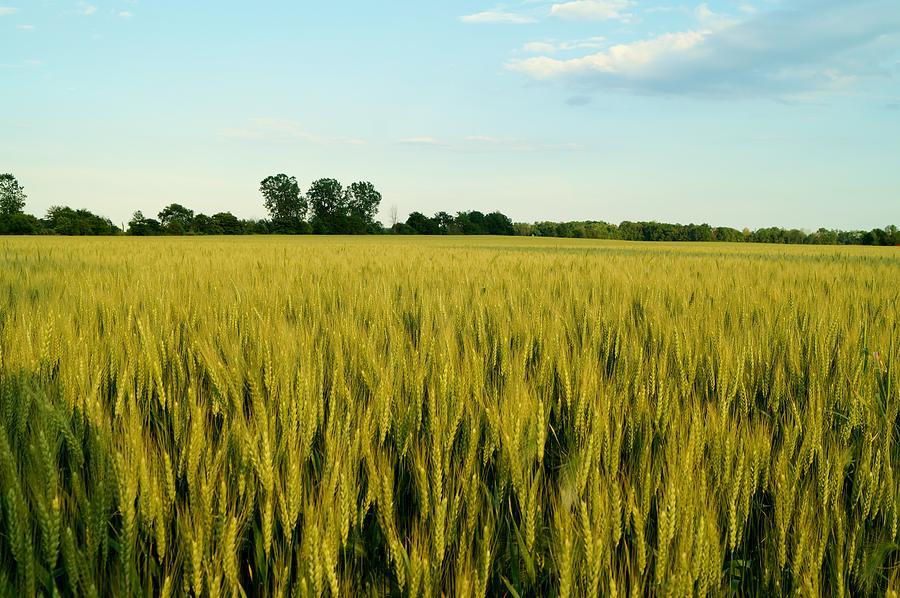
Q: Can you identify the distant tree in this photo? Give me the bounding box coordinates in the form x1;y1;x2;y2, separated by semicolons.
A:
0;212;42;234
885;224;899;246
389;205;399;228
434;211;454;234
307;178;346;233
345;182;382;229
714;227;744;243
484;212;514;236
533;222;560;237
260;174;307;231
392;222;416;235
406;212;438;234
46;206;119;235
190;213;222;235
128;211;163;236
784;229;806;244
465;211;486;234
158;203;194;234
0;173;26;215
809;228;838;245
212;212;243;235
513;222;534;236
618;221;642;241
583;221;618;239
246;219;274;235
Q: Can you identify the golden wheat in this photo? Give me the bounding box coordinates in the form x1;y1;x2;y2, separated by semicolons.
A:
0;236;897;595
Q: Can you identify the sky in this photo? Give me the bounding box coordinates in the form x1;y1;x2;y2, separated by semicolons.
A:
1;0;899;230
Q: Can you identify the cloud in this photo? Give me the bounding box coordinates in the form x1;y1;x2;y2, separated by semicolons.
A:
511;31;706;79
521;36;606;54
460;10;536;24
78;3;97;16
522;41;558;54
508;0;900;97
0;7;16;16
222;118;366;145
549;0;633;21
398;135;582;152
398;136;445;146
695;3;737;29
118;11;133;18
16;23;34;30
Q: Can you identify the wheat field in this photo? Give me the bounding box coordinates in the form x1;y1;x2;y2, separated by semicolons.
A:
0;236;898;596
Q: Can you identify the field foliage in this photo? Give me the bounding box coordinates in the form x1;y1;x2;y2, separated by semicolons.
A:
0;237;898;596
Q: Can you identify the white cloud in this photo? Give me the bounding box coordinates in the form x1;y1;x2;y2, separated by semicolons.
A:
398;136;444;146
118;11;133;18
549;0;633;21
522;41;558;54
398;135;582;152
521;36;607;54
695;3;737;29
81;4;97;16
223;118;366;145
510;31;706;79
0;7;16;16
460;10;536;24
509;0;900;97
16;23;34;30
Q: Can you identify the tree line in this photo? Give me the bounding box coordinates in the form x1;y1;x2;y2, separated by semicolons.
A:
1;172;898;245
515;220;900;246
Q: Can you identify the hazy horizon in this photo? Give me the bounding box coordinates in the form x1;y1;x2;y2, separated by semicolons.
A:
2;0;899;230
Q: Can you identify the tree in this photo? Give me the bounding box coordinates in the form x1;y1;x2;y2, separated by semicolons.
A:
212;212;243;235
345;181;382;229
484;211;514;236
128;211;163;236
307;178;346;233
260;174;307;230
191;213;222;235
158;204;194;234
434;211;454;234
46;206;119;235
0;213;41;234
406;211;438;234
0;174;26;215
389;205;398;228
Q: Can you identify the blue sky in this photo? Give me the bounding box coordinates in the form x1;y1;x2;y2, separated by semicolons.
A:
1;0;898;230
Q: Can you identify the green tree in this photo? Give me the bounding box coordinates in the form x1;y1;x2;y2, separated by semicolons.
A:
434;211;454;234
406;211;438;234
212;212;243;235
345;181;382;230
46;206;119;235
190;213;221;235
484;211;514;236
128;211;164;236
0;173;27;215
260;174;307;230
0;213;42;234
158;204;194;234
307;178;345;233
